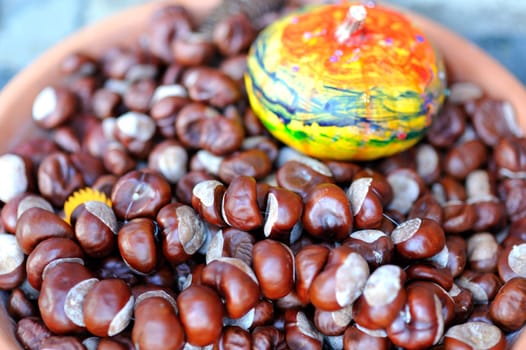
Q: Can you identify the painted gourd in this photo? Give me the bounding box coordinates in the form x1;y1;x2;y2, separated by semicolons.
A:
245;2;446;161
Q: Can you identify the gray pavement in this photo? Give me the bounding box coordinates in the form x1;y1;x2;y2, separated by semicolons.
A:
1;0;525;88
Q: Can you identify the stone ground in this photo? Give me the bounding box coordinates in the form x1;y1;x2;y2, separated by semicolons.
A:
0;0;525;88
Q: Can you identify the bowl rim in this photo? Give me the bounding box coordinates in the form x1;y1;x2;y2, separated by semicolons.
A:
0;1;525;349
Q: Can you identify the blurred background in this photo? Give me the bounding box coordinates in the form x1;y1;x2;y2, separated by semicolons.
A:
1;0;525;89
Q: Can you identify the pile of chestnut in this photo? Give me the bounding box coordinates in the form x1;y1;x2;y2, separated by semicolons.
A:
0;2;525;350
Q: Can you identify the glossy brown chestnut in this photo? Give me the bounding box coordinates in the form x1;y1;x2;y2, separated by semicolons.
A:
386;168;426;215
26;237;84;290
157;202;207;265
218;149;272;184
489;277;526;332
132;291;185;350
7;288;36;320
284;309;323;350
302;183;353;241
406;264;454;291
37;152;85;207
206;227;255;266
177;284;225;346
252;239;294;300
110;169;171;220
309;246;369;311
117;218;158;275
38;261;93;334
192;179;227;227
175;170;217;205
201;257;260;319
353;168;393;206
15;207;74;255
346;177;384;229
352;264;406;330
1;193;53;234
448;284;474;324
343;229;394;269
455;270;503;304
295;244;330;306
313;306;353;336
251;326;287;350
276;160;334;199
74;201;118;258
343;324;392;350
443;321;506;350
83;279;134;337
221;175;263;231
387;282;445;349
262;186;303;243
391;218;446;260
497;243;526;282
445;236;468;278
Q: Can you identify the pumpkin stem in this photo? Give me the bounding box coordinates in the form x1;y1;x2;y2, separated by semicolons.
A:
335;5;367;43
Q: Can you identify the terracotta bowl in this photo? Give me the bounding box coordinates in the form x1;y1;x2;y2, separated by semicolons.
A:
0;0;525;349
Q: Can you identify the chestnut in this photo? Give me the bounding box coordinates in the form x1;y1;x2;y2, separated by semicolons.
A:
445;235;468;278
251;326;287;350
391;218;446;260
177;284;225;346
117;218;158;275
110;169;171;220
343;324;392;350
206;227;255;266
302;183;353;241
217;326;252;349
148;140;189;184
221;175;263;231
16;207;74;255
455;270;502;304
387;282;445;349
0;232;26;290
466;232;500;273
276;160;334;199
15;316;52;350
38;261;94;334
74;201;118;258
284;309;323;350
443;321;506;350
26;237;84;290
497;243;526;282
1;192;53;233
352;264;406;330
7;288;36;320
253;239;294;300
346;177;384;229
489;277;526;332
449;284;474;324
262;186;303;243
386;168;425;215
132;290;185;350
82;279;133;337
201;257;260;319
191;179;227;227
295;244;330;306
405;264;454;291
313;306;352;336
157;202;207;265
40;335;85;350
343;229;394;269
309;246;369;311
